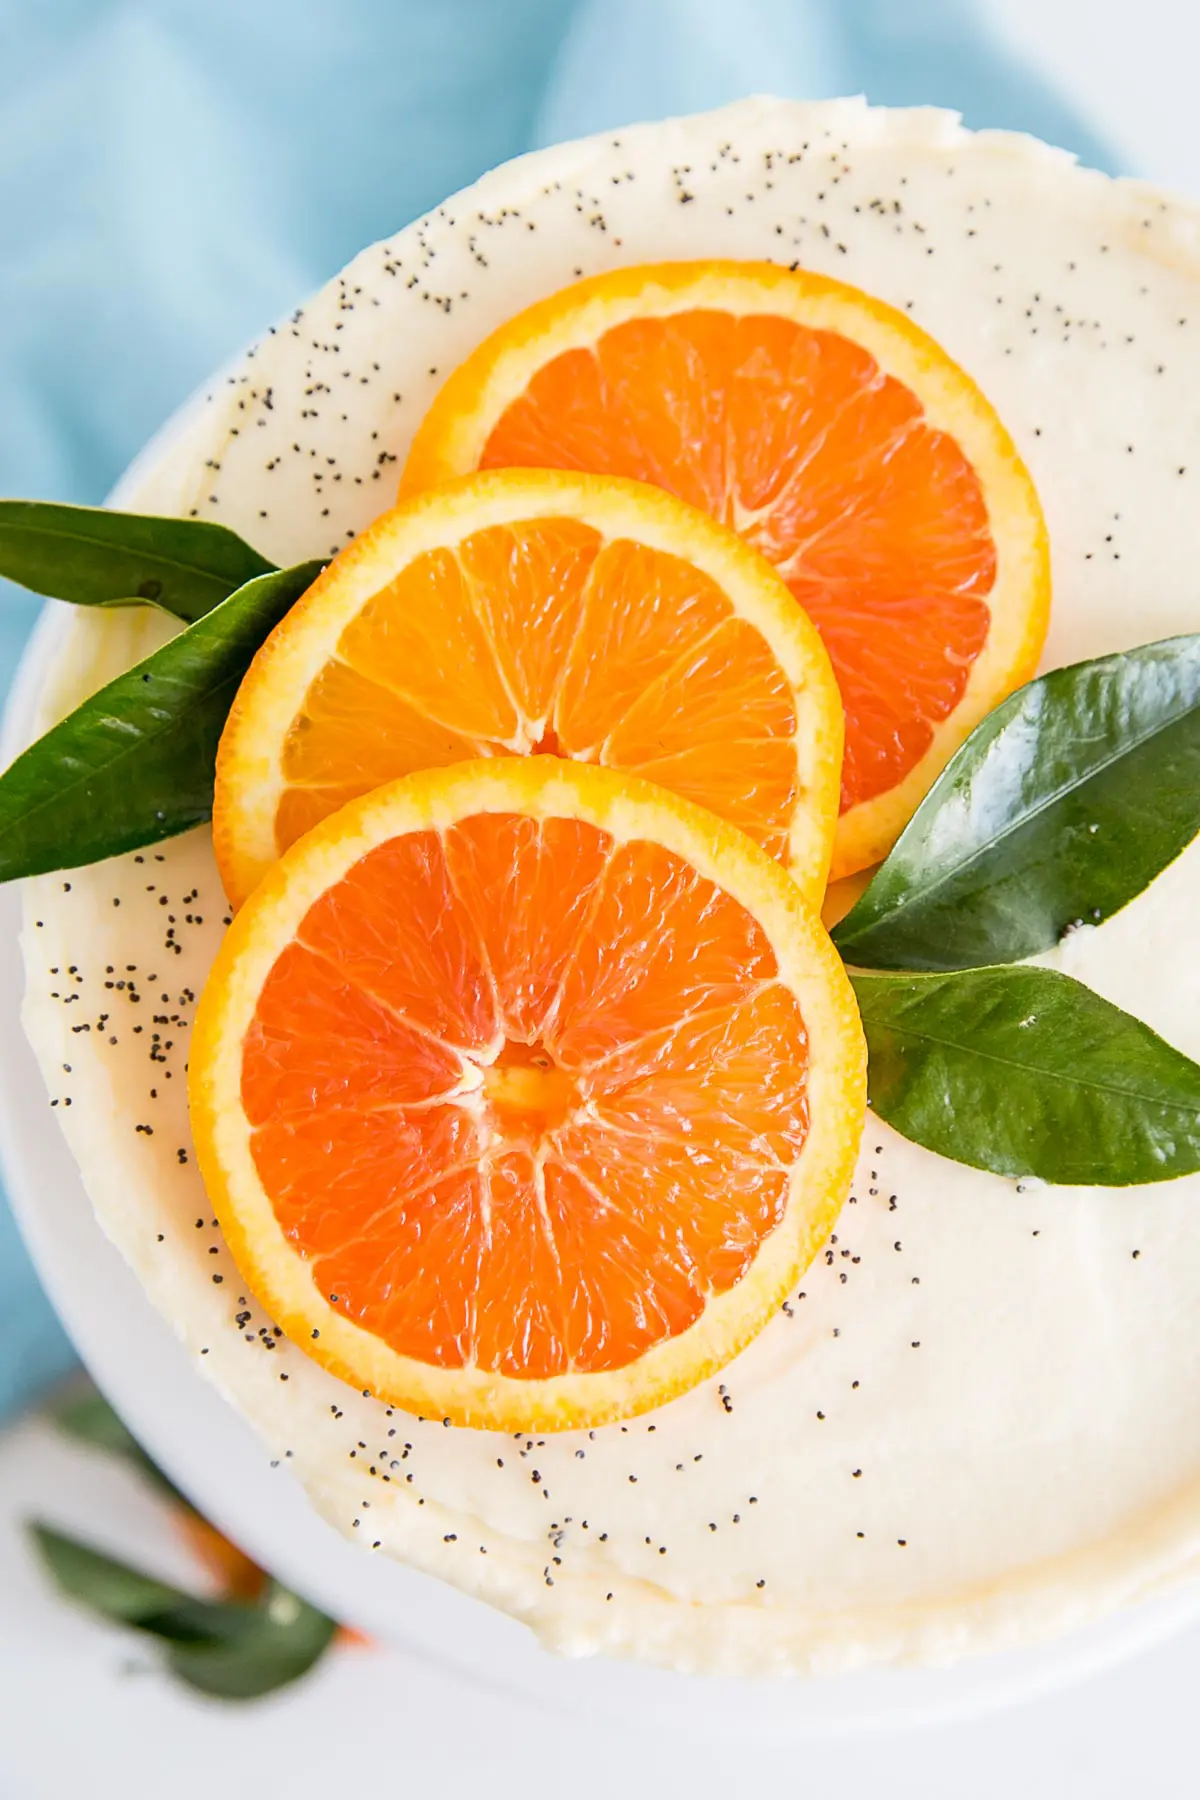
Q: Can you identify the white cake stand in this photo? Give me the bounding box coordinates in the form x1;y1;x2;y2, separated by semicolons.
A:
4;408;1200;1739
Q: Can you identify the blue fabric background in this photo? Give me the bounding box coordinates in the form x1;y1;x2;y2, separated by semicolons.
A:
0;0;1115;1423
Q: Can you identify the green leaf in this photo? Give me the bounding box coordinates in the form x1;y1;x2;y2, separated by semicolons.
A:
833;636;1200;971
165;1584;338;1701
0;559;323;881
30;1526;337;1699
29;1523;231;1642
853;964;1200;1185
0;501;276;622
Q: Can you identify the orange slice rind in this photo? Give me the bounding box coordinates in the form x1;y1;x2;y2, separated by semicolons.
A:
190;759;867;1433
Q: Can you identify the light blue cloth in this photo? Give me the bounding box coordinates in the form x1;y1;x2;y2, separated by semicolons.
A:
0;0;1115;1423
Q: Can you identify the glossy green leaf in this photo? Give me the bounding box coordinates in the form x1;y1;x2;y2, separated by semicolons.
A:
0;559;323;881
164;1585;338;1700
833;636;1200;971
852;964;1200;1185
30;1526;337;1698
0;501;276;622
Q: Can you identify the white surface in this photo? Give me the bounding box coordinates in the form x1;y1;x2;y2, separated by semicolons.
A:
6;3;1200;1791
3;1412;1200;1799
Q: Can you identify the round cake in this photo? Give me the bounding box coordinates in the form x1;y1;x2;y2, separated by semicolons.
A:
19;95;1200;1676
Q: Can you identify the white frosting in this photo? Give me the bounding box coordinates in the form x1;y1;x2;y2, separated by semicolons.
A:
19;96;1200;1675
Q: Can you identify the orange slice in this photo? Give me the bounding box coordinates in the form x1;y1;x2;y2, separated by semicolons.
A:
214;469;842;910
401;261;1051;879
190;760;866;1432
215;471;841;907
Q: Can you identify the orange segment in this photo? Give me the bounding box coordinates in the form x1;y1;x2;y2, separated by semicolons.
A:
552;1125;791;1295
552;537;731;751
443;812;611;1041
281;661;481;791
191;760;867;1432
471;1152;566;1380
456;517;601;723
298;830;497;1050
336;1164;486;1370
400;261;1051;878
244;940;465;1115
550;838;776;1065
338;547;519;741
599;616;799;856
588;985;811;1161
213;470;843;910
539;1159;706;1374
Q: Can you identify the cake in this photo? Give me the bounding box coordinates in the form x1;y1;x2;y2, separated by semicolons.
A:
17;96;1200;1676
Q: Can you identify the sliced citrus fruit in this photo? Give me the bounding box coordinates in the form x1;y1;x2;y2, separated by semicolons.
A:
213;468;842;910
191;759;866;1432
400;260;1051;879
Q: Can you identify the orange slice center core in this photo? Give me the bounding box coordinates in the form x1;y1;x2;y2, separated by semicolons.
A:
530;725;565;757
483;1040;580;1139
